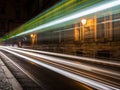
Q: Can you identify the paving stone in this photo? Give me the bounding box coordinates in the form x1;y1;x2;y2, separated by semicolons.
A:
0;60;13;90
0;68;12;90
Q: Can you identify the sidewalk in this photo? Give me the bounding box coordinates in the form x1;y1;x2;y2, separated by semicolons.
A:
0;58;23;90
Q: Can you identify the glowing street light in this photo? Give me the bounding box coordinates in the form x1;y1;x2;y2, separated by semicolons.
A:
30;34;34;38
30;34;36;48
81;19;87;25
81;19;87;41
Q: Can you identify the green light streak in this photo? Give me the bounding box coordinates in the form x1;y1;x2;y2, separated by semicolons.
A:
0;0;104;42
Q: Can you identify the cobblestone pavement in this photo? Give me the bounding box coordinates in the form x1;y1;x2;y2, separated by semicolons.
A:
0;60;12;90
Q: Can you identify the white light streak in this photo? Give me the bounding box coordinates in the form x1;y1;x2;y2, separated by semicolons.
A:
0;48;118;90
2;46;120;77
4;46;120;67
13;0;120;37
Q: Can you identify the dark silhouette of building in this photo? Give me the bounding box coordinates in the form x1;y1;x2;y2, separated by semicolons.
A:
0;0;59;37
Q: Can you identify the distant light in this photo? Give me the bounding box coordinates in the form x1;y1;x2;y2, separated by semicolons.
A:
30;34;34;38
14;0;120;37
81;19;87;25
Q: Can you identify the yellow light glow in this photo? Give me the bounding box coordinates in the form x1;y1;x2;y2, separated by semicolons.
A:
30;34;34;38
81;19;87;25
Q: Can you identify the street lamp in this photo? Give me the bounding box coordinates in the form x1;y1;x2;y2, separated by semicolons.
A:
30;34;34;38
30;33;36;48
81;19;87;41
81;19;87;25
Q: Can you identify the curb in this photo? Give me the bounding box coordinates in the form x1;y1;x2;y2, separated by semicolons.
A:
0;52;23;90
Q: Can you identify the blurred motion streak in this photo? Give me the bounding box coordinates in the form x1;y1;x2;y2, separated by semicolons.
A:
0;46;119;90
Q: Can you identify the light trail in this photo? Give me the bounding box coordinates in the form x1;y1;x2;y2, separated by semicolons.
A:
12;0;120;37
3;46;120;67
1;47;120;87
0;48;118;90
0;51;42;88
1;46;120;78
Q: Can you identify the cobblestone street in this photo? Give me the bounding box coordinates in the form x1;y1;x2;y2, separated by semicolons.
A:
0;60;12;90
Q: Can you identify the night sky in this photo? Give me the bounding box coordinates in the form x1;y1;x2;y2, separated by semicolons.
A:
0;0;60;37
